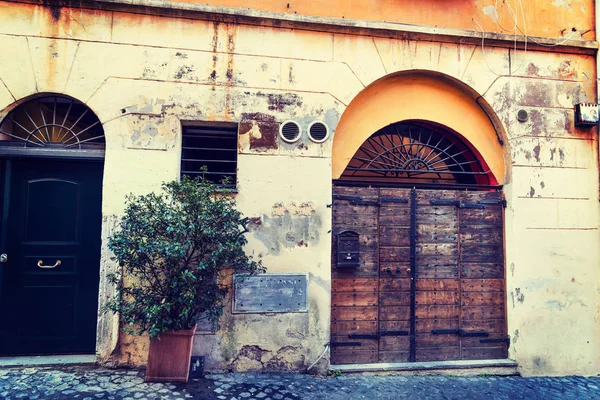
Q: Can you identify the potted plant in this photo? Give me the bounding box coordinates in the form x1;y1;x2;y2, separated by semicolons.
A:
105;175;263;382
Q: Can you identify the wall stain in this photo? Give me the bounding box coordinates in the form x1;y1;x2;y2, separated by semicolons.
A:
251;202;321;255
515;287;525;304
254;91;303;112
532;145;541;162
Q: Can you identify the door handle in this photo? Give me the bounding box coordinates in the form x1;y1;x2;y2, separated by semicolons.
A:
38;259;61;269
0;253;6;263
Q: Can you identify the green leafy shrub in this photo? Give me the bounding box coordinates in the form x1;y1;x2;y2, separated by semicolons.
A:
105;176;264;338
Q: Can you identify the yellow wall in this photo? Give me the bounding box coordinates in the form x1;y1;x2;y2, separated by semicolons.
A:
0;1;598;376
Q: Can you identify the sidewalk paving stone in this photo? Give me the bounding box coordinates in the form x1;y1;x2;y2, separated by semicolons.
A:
0;365;599;399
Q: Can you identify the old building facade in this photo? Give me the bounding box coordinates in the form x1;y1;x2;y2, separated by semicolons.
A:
0;0;598;376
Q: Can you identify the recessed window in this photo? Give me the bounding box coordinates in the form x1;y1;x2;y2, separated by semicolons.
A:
181;125;238;188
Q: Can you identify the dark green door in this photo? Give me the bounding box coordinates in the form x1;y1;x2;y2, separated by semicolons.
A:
0;158;103;355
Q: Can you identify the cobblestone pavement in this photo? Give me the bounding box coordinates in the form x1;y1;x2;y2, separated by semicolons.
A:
1;365;600;400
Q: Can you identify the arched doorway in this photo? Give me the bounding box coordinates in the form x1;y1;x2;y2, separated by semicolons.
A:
0;95;105;356
331;118;508;364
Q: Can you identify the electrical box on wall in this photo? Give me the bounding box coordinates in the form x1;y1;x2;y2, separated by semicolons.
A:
574;103;599;127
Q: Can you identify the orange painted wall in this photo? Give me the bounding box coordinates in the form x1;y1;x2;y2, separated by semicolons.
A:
332;71;506;184
174;0;595;40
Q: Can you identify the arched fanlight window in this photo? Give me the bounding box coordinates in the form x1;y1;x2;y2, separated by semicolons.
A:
340;122;491;186
0;95;104;149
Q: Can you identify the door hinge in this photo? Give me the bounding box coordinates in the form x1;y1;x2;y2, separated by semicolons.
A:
330;342;361;347
430;200;486;209
380;330;409;336
379;197;409;204
348;334;379;339
477;199;507;208
479;337;510;343
333;195;378;206
432;329;489;337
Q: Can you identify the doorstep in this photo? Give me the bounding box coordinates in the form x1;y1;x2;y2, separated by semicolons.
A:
330;359;518;375
0;355;96;367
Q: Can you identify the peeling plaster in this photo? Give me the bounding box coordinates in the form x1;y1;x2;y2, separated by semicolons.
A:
250;202;322;255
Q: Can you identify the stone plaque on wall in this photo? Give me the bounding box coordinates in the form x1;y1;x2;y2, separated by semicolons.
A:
233;273;308;313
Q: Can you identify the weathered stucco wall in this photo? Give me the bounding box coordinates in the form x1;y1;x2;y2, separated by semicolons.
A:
0;1;598;376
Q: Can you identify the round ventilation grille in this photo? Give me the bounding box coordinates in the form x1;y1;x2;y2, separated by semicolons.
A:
308;121;329;143
279;120;301;143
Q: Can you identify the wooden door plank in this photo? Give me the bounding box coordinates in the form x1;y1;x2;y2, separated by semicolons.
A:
379;320;411;332
379;336;410;351
461;263;504;279
332;278;378;292
331;321;378;335
415;279;459;291
416;334;460;347
331;349;378;364
461;319;506;334
380;306;411;321
380;246;410;262
332;292;378;307
460;346;507;360
380;278;411;291
416;265;458;279
461;279;504;292
461;306;505;320
378;351;410;363
416;347;460;362
379;227;410;246
331;306;378;321
461;292;505;306
415;305;460;319
415;318;459;333
415;291;459;305
379;291;411;306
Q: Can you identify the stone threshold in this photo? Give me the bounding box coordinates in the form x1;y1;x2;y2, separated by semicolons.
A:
0;355;96;367
331;359;518;374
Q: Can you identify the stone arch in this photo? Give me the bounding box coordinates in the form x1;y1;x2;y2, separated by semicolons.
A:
332;70;507;185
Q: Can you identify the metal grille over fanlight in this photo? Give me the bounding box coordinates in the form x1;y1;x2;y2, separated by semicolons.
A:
308;121;329;143
0;95;105;149
279;120;301;143
341;122;490;185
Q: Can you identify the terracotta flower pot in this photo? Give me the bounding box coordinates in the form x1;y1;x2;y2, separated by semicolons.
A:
145;325;197;382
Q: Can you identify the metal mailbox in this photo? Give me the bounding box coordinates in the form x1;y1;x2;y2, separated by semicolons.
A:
337;231;360;268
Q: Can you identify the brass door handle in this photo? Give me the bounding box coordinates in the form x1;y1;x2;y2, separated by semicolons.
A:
38;259;61;269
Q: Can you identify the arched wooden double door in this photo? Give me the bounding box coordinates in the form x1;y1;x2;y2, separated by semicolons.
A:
331;122;508;364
